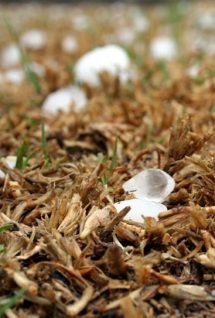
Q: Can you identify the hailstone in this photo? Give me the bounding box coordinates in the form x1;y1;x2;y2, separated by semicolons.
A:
20;29;47;50
42;85;87;115
123;168;175;203
114;199;167;222
114;168;175;223
74;45;132;86
150;36;177;60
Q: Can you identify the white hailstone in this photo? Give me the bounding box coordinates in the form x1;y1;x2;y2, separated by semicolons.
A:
42;85;87;115
20;29;47;50
72;14;90;30
123;168;175;203
49;5;66;21
0;171;5;179
150;36;177;60
192;37;206;53
187;64;199;78
0;156;17;179
62;36;78;53
1;43;20;68
1;69;25;85
74;45;131;86
196;12;215;30
27;62;45;77
132;12;149;32
192;37;215;55
3;156;17;169
0;63;45;85
114;168;174;222
114;199;167;222
115;28;136;45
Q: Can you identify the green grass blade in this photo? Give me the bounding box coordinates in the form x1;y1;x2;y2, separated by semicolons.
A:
15;142;29;170
0;223;14;233
109;139;118;171
3;16;42;94
100;174;109;186
23;64;42;94
0;289;26;317
97;152;107;165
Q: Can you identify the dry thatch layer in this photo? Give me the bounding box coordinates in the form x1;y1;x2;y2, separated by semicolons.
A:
0;2;215;317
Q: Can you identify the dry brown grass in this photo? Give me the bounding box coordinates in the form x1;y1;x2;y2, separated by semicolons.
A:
0;2;215;317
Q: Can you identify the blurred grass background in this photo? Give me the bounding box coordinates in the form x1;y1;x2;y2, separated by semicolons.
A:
0;0;193;4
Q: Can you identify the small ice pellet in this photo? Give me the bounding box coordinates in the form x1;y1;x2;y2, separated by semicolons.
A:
62;36;78;53
20;29;47;50
0;156;17;179
114;199;167;222
1;44;20;68
150;36;177;60
2;69;25;85
42;86;87;115
74;44;132;86
123;168;175;203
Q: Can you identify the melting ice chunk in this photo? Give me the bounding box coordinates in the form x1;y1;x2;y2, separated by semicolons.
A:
150;36;177;60
123;168;175;203
196;12;215;30
114;199;167;222
20;29;47;50
74;44;132;86
132;11;149;32
62;36;78;53
187;64;199;78
3;156;17;169
72;14;90;30
0;156;17;179
42;85;87;115
1;44;20;68
0;63;44;85
0;69;24;85
28;62;45;77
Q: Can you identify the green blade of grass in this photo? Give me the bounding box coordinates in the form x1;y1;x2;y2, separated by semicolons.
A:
0;223;14;233
97;152;107;165
109;139;118;171
211;103;215;113
99;139;118;187
100;174;109;186
139;123;153;149
158;60;169;81
23;63;42;94
0;224;14;254
15;142;29;170
0;289;26;317
3;16;42;94
0;244;5;253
